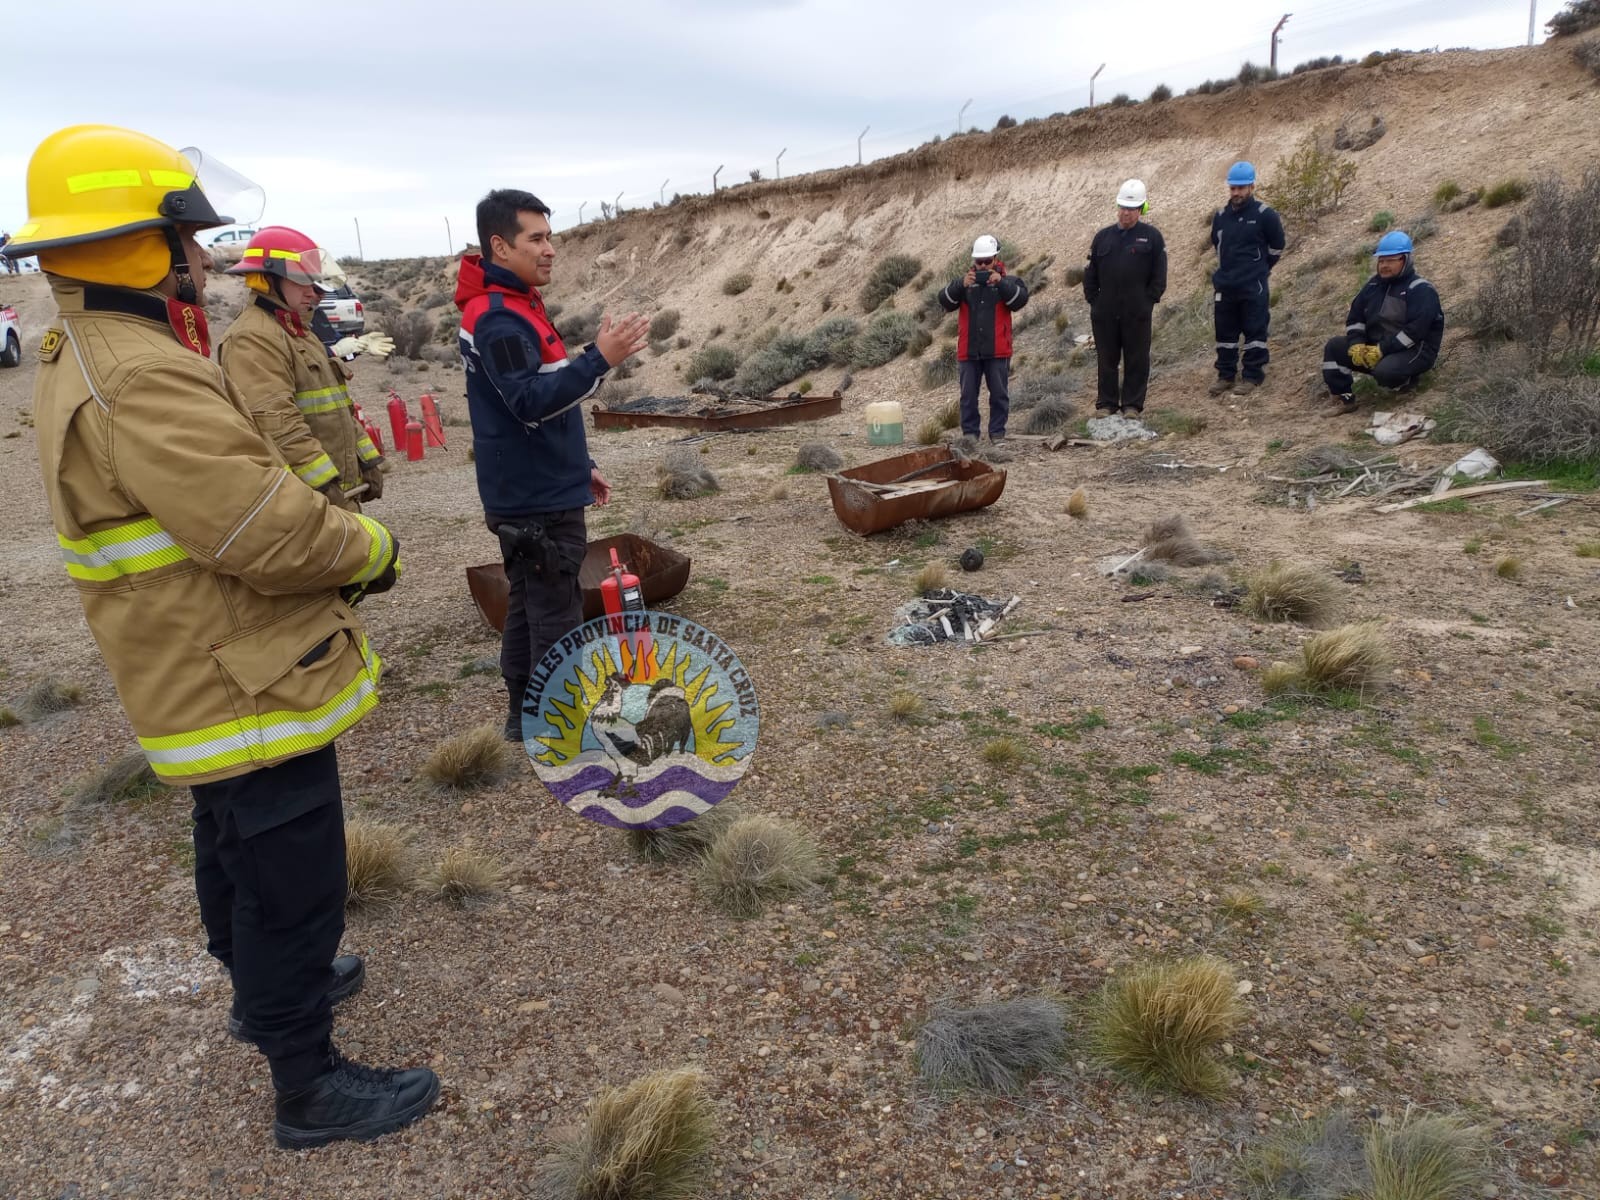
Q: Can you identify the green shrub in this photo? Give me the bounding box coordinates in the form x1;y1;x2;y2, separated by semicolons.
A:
860;254;922;312
1236;61;1278;86
1483;179;1529;208
649;309;681;341
994;114;1017;129
921;342;960;388
685;344;740;382
1367;211;1394;233
735;333;815;396
1290;54;1345;75
1108;93;1133;107
1576;36;1600;79
722;272;753;296
803;316;860;365
1268;131;1357;222
850;311;920;368
1148;83;1172;102
1548;0;1600;36
1432;180;1462;207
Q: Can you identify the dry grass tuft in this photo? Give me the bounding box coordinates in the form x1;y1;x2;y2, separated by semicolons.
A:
981;736;1022;767
1262;661;1304;695
426;845;506;908
1021;395;1074;434
1575;541;1600;558
0;707;19;728
793;442;843;473
916;996;1071;1092
22;677;83;720
345;820;414;911
1299;623;1390;695
1065;486;1089;518
421;724;516;790
626;800;746;864
916;562;948;593
656;449;720;500
1216;889;1263;921
1086;955;1244;1097
1493;555;1521;579
698;815;822;916
915;417;947;445
1140;514;1226;566
72;750;161;806
534;1067;714;1200
888;691;924;721
1243;1108;1487;1200
934;399;961;431
764;478;790;501
1245;561;1342;627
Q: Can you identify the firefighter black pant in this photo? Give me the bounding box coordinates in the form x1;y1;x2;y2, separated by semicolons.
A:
1322;336;1434;395
1091;308;1153;413
958;357;1011;438
191;744;345;1091
1214;284;1271;382
498;507;587;686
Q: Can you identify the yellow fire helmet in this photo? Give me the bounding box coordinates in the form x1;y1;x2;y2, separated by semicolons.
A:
4;125;261;297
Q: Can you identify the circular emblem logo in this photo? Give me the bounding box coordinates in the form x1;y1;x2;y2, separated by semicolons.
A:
522;612;759;829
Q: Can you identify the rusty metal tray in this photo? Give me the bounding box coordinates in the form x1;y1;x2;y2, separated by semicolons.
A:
591;390;842;432
465;534;692;633
826;445;1006;535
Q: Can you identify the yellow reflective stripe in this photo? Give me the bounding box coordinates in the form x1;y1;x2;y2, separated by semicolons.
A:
147;169;193;189
347;514;393;584
293;384;350;416
138;663;380;780
66;169;142;193
292;453;339;488
266;249;304;261
59;517;188;581
355;432;381;463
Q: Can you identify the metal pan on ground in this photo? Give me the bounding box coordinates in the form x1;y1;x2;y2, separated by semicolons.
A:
590;390;842;432
826;445;1006;536
465;534;693;632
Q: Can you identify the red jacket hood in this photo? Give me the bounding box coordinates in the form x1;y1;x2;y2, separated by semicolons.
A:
454;254;542;312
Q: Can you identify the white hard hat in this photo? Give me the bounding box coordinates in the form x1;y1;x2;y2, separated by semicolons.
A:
972;234;999;258
1116;179;1148;209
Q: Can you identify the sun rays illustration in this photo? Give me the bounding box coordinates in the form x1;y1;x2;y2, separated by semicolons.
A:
532;637;744;768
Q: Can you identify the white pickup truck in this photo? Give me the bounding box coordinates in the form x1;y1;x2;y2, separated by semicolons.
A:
1;303;20;368
314;284;365;346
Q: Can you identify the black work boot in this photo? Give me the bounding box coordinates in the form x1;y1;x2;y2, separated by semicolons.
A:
502;677;529;743
273;1048;440;1150
229;954;365;1042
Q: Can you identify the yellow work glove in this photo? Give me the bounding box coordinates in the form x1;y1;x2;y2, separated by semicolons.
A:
1348;343;1383;370
356;332;396;359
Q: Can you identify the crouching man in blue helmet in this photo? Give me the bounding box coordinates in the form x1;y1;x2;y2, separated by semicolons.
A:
1319;230;1444;417
1208;161;1285;397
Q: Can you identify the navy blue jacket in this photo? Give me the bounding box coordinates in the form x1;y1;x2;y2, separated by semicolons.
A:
1083;220;1167;316
454;255;608;519
1344;262;1444;362
1210;197;1285;293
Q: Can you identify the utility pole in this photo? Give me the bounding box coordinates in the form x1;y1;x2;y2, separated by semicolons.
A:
1271;13;1291;71
1528;0;1537;45
660;178;670;205
958;98;972;133
713;164;724;193
614;190;623;218
857;125;870;165
1089;63;1105;107
578;202;587;224
353;217;364;263
444;216;453;258
776;148;787;179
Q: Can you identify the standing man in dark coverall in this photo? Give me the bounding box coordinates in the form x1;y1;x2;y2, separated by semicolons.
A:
936;234;1030;441
454;189;649;742
1083;179;1167;416
1319;230;1444;417
1209;161;1286;397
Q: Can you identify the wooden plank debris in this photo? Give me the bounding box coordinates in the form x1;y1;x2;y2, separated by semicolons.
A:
1377;479;1549;514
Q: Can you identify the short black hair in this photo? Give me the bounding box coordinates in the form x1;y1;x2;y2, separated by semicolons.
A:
477;189;551;257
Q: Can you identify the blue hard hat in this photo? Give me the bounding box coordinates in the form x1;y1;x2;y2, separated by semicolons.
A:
1375;230;1414;256
1226;161;1257;186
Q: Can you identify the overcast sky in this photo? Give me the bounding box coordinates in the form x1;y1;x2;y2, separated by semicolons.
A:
0;0;1555;260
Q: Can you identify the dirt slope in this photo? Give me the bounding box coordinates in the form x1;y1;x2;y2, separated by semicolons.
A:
0;38;1597;1200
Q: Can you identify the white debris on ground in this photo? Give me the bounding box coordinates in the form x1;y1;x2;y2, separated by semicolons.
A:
1442;448;1499;480
1364;410;1436;446
1085;414;1158;442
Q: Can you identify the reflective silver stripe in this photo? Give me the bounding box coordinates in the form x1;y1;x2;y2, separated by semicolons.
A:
1215;342;1236;349
537;357;569;374
61;318;110;413
1243;340;1270;350
1267;248;1283;257
1322;361;1350;372
943;283;963;305
1396;331;1414;347
217;469;288;560
579;375;602;402
1346;323;1366;333
459;328;476;346
1409;278;1431;290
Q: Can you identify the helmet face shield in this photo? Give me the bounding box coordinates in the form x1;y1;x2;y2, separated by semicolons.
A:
238;243;328;286
178;148;265;229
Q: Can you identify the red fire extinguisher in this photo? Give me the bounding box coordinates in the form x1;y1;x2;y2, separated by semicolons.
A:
386;390;409;455
405;418;425;462
419;393;447;448
599;548;651;680
352;402;384;455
